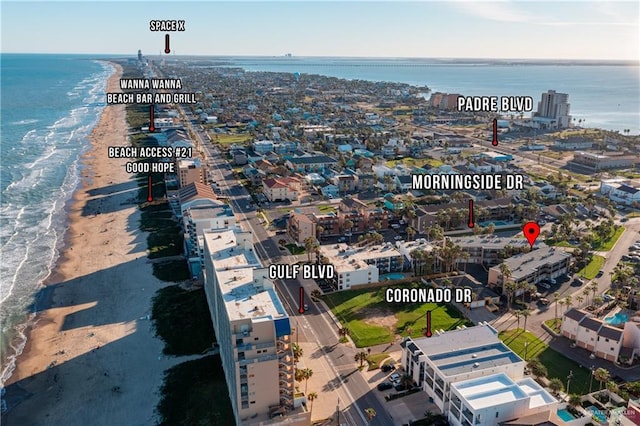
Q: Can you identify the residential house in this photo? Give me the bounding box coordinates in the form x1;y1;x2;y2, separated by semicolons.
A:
262;177;300;202
285;154;337;173
561;308;625;362
600;178;640;207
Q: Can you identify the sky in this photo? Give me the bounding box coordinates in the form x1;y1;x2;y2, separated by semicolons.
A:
1;1;639;60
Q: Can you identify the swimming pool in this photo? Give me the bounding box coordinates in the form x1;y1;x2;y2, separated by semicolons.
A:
557;408;577;421
605;312;628;325
382;273;406;281
587;406;607;423
479;220;509;227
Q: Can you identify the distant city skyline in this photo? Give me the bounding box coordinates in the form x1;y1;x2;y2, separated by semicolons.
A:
2;1;639;61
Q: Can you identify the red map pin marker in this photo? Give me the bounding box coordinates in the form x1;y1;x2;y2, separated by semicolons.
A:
523;221;541;248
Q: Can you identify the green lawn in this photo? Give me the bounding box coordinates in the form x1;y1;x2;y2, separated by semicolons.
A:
549;240;577;248
317;204;337;214
213;133;251;145
499;329;591;394
578;255;605;280
367;353;390;370
423;158;445;168
285;243;305;255
321;284;472;347
544;319;562;333
592;226;624;251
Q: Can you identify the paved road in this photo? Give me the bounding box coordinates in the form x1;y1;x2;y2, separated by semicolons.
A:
492;218;640;378
181;112;392;425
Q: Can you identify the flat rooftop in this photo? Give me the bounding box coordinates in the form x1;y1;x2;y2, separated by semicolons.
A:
449;235;546;251
493;247;570;281
431;343;522;377
320;243;404;269
204;229;287;322
453;373;556;410
410;324;501;356
187;204;234;219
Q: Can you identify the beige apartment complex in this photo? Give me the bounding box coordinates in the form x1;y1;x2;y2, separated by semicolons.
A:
202;228;310;426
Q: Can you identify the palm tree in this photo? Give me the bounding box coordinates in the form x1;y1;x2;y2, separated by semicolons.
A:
594;367;610;391
521;309;531;331
527;359;547;379
548;377;564;395
400;374;414;389
307;392;318;416
606;380;619;402
568;394;582;408
564;295;573;314
514;310;522;329
553;291;560;321
364;408;377;422
504;281;517;310
499;263;512;287
406;226;416;241
355;351;368;368
338;327;350;342
292;342;303;363
576;294;584;307
301;368;313;393
583;288;591;306
344;219;354;243
519;280;530;304
303;236;318;263
590;282;599;304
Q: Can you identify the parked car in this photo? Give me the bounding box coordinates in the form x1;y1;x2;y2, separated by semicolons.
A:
538;298;550;305
377;381;393;391
596;271;604;278
381;364;396;373
390;373;401;383
394;383;407;392
538;282;551;290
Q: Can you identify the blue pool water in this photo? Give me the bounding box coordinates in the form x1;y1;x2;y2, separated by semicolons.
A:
605;312;628;325
382;273;406;281
479;220;509;227
587;406;607;423
557;409;577;421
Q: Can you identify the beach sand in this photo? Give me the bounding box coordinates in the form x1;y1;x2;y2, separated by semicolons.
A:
3;63;176;425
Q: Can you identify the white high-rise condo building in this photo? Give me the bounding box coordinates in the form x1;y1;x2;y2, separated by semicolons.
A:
202;228;310;426
533;90;571;129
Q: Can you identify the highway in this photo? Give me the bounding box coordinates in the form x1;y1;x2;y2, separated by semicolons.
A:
180;109;393;425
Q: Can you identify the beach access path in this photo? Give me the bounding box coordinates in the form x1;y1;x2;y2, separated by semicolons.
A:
3;63;179;426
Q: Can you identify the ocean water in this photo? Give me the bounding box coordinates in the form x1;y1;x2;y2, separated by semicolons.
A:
225;57;640;134
0;54;113;385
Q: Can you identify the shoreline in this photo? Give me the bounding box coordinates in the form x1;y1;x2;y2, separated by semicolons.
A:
2;62;174;425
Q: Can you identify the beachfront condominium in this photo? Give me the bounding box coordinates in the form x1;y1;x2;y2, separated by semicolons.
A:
202;228;310;426
533;90;571;129
401;324;559;425
401;324;526;412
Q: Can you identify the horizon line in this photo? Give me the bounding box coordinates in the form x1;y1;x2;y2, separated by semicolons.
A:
1;52;639;63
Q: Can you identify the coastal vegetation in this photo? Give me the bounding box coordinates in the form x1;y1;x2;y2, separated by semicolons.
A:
156;354;233;426
151;285;215;355
499;329;590;394
321;284;472;347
